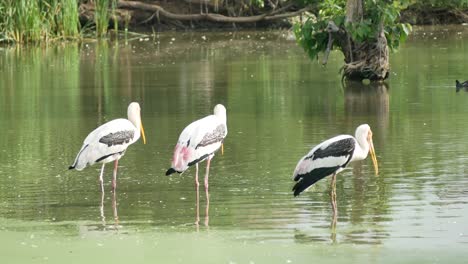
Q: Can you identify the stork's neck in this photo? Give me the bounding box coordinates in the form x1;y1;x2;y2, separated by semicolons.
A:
215;112;226;124
130;118;142;143
135;119;142;130
128;112;142;133
353;134;370;161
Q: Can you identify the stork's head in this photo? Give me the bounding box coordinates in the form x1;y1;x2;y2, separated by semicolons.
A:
128;102;146;144
355;124;378;175
213;104;227;123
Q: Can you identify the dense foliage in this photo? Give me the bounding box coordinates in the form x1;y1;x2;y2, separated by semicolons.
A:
0;0;80;43
294;0;412;62
418;0;468;8
1;0;468;43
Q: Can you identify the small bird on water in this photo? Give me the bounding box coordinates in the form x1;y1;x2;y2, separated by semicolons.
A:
69;102;146;192
456;80;468;92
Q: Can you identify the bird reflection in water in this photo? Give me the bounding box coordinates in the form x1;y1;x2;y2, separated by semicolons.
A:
330;175;338;243
195;166;210;230
100;190;120;230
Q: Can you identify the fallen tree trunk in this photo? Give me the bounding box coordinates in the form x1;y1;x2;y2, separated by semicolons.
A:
79;0;312;30
116;0;310;23
117;0;267;22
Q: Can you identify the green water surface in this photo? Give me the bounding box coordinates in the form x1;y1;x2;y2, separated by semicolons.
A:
1;26;468;263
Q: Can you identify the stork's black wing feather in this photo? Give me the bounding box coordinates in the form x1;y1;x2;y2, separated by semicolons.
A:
99;130;135;147
195;124;226;149
293;137;356;196
308;137;355;160
292;166;341;196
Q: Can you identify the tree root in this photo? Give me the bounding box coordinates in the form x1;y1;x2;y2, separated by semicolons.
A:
116;0;310;23
342;26;389;81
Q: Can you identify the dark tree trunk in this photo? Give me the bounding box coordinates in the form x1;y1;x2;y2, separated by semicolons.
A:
341;0;389;81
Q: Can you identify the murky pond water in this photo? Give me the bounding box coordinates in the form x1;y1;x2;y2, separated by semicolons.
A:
1;26;468;263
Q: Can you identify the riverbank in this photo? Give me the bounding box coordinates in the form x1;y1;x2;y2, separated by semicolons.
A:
1;1;468;44
80;1;468;31
78;0;307;32
401;5;468;25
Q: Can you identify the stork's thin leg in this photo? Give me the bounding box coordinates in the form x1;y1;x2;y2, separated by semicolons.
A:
204;187;210;227
331;209;337;244
99;163;105;194
112;189;119;227
112;160;119;191
330;173;337;217
195;180;200;230
330;172;338;243
100;185;106;225
195;163;200;189
204;157;211;191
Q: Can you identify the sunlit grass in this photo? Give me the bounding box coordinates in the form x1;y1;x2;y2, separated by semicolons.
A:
0;0;81;43
0;0;119;43
95;0;118;37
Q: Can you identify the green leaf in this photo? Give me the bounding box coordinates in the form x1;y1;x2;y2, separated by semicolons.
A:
402;23;411;36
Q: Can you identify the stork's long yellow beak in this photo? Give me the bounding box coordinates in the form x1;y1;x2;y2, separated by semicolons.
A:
140;122;147;144
221;143;224;155
369;138;378;175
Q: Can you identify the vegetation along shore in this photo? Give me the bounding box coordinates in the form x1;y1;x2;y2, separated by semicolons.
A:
1;0;468;44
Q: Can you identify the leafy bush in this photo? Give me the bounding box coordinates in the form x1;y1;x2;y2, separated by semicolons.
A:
295;0;412;62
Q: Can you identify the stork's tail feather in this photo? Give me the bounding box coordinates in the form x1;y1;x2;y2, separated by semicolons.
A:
69;144;90;171
166;168;176;176
293;177;322;197
292;167;339;196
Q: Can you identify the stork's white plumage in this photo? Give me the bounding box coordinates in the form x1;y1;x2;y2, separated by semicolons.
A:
166;104;227;189
292;124;378;197
69;102;146;191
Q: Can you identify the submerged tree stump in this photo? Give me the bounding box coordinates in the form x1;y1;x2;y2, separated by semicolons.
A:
342;26;389;81
343;0;389;81
321;0;390;81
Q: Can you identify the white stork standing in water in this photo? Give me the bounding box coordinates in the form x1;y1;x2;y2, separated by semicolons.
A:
292;124;379;199
69;102;147;192
166;104;227;190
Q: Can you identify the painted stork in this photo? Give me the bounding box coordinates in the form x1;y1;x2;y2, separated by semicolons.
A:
69;102;146;192
166;104;227;190
292;124;378;197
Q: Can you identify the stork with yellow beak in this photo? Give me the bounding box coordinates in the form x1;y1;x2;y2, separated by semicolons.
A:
69;102;146;192
166;104;227;191
292;124;379;197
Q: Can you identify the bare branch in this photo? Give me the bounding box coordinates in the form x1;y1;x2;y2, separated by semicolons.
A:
116;0;310;23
